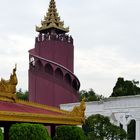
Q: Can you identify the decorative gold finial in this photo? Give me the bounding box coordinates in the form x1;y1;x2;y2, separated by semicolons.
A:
0;65;18;102
36;0;69;34
69;98;86;122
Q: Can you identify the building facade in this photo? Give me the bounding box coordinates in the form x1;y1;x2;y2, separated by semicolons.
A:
0;67;85;140
61;95;140;140
29;0;80;107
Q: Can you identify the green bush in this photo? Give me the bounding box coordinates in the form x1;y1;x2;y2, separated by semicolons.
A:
54;125;87;140
82;114;127;140
9;123;51;140
127;120;136;140
0;128;3;140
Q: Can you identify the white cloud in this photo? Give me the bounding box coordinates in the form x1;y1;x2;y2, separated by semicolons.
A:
75;46;140;96
0;34;33;90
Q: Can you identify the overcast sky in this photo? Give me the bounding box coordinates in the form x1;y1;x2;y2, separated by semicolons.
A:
0;0;140;97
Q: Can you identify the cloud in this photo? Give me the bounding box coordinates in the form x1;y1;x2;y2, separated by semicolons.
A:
0;34;33;90
75;46;140;96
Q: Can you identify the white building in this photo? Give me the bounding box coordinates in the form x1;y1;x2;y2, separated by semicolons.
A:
60;95;140;140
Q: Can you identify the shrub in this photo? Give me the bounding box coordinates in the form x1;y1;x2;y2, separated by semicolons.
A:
0;128;3;140
54;125;87;140
9;123;51;140
82;114;127;140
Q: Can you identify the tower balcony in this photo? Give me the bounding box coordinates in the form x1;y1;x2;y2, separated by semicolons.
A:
35;33;73;44
29;53;80;95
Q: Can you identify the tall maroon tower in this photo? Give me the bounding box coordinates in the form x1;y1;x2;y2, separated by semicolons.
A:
29;0;80;107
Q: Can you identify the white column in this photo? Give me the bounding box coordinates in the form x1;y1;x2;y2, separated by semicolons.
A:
136;119;140;140
114;113;129;133
123;124;127;133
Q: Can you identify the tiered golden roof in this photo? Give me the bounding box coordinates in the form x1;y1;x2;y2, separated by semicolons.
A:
36;0;69;34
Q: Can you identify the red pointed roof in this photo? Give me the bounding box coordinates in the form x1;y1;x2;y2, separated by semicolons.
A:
0;99;85;125
0;66;85;125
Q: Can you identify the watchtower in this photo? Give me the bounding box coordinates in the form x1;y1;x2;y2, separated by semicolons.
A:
29;0;80;107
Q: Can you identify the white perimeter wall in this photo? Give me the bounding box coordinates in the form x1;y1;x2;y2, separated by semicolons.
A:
60;95;140;140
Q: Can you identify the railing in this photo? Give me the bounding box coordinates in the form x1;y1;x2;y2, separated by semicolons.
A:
29;53;80;91
35;33;73;44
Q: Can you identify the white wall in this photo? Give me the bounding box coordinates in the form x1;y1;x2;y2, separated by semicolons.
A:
61;95;140;140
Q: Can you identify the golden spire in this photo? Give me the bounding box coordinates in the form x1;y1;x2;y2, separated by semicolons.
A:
36;0;69;34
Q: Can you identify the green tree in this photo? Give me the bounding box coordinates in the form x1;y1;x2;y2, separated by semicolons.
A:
16;89;28;100
79;89;104;102
111;77;140;97
127;120;136;140
0;128;3;140
9;123;51;140
54;125;87;140
82;114;126;140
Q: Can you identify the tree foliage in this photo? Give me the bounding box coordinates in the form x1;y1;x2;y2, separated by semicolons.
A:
79;88;104;102
127;120;135;140
0;128;3;140
16;89;28;100
54;125;87;140
82;114;127;140
111;77;140;97
9;123;51;140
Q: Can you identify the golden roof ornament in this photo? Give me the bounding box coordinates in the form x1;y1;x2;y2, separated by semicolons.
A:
69;98;86;123
0;65;18;102
36;0;69;34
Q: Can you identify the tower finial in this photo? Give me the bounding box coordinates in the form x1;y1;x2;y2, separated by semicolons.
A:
36;0;69;34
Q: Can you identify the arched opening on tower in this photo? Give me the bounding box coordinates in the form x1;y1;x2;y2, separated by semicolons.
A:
72;79;78;90
127;119;136;139
64;73;72;85
77;82;80;90
55;68;63;80
36;60;43;71
45;63;53;75
30;57;35;68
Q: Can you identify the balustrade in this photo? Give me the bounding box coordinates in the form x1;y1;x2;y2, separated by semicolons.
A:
29;54;80;92
35;33;73;44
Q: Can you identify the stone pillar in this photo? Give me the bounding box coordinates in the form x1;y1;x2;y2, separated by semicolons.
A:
123;124;127;133
113;113;134;134
136;119;140;140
